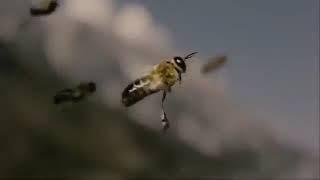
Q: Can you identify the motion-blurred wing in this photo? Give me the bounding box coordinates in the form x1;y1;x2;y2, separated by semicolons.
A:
30;0;58;16
201;55;227;74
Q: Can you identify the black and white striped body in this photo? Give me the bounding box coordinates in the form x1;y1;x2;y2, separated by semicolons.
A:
122;76;158;107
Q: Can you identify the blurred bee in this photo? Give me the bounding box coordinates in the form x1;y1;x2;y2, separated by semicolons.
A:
16;0;59;32
54;82;96;105
201;55;227;74
122;52;198;131
30;0;59;16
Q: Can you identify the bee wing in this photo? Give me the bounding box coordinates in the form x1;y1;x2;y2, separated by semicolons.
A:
201;55;227;74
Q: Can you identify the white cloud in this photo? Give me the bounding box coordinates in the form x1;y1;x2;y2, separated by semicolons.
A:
63;0;114;29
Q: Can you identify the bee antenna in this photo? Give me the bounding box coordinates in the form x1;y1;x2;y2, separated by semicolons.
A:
184;52;198;61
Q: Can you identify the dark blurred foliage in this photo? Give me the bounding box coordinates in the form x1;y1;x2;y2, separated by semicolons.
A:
0;42;308;179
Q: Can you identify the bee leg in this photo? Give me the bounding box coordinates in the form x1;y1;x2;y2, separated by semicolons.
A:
161;90;166;107
178;73;182;84
161;91;169;132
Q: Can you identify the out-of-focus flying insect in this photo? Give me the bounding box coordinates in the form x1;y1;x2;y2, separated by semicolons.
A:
54;82;96;105
17;0;59;31
121;52;198;131
30;0;59;16
201;55;227;74
17;0;59;29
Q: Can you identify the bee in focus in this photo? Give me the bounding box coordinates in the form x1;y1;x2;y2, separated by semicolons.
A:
121;52;198;131
30;0;59;16
54;82;96;105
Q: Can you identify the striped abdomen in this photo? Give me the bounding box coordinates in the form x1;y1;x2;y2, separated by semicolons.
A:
121;77;159;107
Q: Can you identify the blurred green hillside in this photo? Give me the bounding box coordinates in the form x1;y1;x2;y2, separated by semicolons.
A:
0;42;306;179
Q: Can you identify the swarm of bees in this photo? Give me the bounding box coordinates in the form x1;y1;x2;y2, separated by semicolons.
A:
28;1;228;132
52;53;227;132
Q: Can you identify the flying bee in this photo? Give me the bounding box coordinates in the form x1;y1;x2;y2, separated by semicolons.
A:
53;82;96;105
121;52;198;131
30;0;59;16
16;0;59;33
201;55;227;74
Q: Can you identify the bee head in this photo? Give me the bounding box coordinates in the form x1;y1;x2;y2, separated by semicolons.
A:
173;56;186;73
171;52;197;73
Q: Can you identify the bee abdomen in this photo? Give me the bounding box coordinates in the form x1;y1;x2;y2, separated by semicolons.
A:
53;89;74;104
122;78;157;107
54;89;85;105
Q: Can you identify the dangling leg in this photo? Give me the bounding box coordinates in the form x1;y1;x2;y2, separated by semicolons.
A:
161;90;169;132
